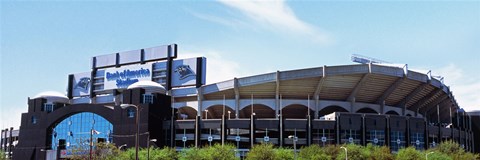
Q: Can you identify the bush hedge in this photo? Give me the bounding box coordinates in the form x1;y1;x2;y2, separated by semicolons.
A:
68;141;478;160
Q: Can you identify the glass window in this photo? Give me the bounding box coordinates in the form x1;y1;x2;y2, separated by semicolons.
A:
143;94;153;104
49;112;113;152
127;109;135;118
31;116;37;124
44;104;54;113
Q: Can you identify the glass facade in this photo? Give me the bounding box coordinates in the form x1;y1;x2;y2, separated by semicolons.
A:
340;129;361;145
390;131;405;152
312;129;335;146
366;130;385;146
410;132;425;150
50;112;113;151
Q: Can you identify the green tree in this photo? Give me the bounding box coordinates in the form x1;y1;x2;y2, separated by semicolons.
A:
396;147;422;160
69;142;121;160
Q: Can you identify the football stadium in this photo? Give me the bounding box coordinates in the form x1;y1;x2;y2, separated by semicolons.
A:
12;44;477;159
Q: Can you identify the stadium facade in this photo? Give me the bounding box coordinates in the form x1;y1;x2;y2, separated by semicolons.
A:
13;44;478;159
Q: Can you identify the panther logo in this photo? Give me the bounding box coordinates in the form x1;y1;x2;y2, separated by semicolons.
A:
75;77;91;91
174;65;195;80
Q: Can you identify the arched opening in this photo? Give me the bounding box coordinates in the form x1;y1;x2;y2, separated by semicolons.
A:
240;104;275;118
177;106;198;120
406;114;412;117
385;110;399;115
202;105;235;119
318;105;348;117
356;108;378;114
282;104;314;119
48;112;113;152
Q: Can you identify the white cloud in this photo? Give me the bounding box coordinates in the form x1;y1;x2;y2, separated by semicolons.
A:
178;50;247;84
434;64;480;112
191;0;332;44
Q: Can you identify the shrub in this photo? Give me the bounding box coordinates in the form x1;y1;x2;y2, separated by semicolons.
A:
246;143;276;160
0;150;6;160
148;147;178;160
298;144;334;160
179;147;203;160
365;144;394;160
336;144;367;160
430;140;479;160
203;143;238;160
425;151;452;160
275;148;294;160
179;144;237;160
396;147;422;160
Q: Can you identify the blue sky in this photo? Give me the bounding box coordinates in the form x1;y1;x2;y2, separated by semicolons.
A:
1;1;479;128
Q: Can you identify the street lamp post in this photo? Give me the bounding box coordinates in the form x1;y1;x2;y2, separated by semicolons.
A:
288;135;297;160
340;146;348;160
426;152;434;160
121;104;140;160
205;110;208;119
119;144;127;150
147;138;157;160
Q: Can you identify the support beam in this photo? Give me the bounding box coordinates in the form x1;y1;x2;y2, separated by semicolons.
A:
234;78;240;119
347;73;370;102
376;77;405;104
397;83;428;108
420;95;449;115
313;66;327;98
313;66;326;118
425;100;450;123
275;71;280;117
409;88;444;112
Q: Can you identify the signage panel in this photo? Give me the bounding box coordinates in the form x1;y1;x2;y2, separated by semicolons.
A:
171;57;206;87
104;64;152;90
72;72;92;97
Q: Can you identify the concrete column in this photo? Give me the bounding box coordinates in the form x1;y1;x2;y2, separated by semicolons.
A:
350;98;355;113
275;94;279;119
9;127;12;158
250;114;256;148
362;115;366;146
380;101;385;115
307;115;312;146
3;128;7;152
314;96;319;119
0;130;3;151
235;94;240;119
197;88;203;117
195;116;201;147
336;114;340;144
221;115;226;146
